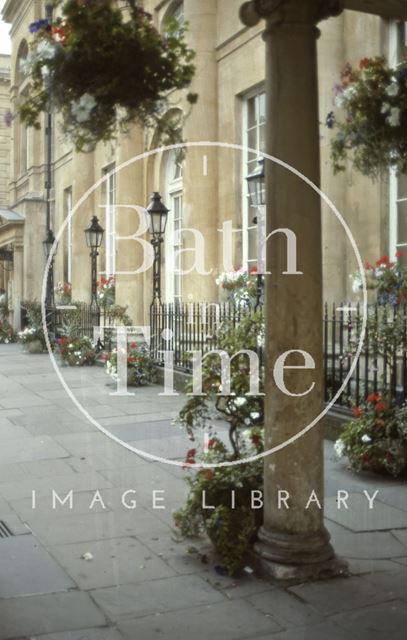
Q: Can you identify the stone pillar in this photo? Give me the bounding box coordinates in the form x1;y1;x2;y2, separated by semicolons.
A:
182;0;218;302
71;151;95;302
240;0;345;581
11;242;23;331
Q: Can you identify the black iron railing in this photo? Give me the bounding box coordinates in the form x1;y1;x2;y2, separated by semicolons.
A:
151;300;407;408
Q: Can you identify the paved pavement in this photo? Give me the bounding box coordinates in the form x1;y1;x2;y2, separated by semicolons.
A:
0;343;407;639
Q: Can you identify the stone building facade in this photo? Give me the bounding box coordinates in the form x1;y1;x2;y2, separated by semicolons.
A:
0;0;404;328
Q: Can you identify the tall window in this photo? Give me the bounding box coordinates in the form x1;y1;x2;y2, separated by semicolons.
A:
102;164;116;277
63;187;73;283
15;41;29;176
390;23;407;260
165;151;183;303
242;90;266;270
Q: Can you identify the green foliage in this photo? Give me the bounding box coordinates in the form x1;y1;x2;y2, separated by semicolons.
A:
56;334;97;366
19;301;46;347
20;0;197;151
0;317;15;344
173;433;263;576
106;341;155;386
175;309;265;575
177;308;264;455
328;57;407;178
336;393;407;477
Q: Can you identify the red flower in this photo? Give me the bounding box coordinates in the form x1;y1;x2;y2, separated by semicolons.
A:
359;57;370;69
367;393;380;404
127;356;135;364
361;452;370;464
365;261;374;270
187;448;197;457
207;439;216;449
129;342;137;349
376;255;389;266
375;402;386;413
249;266;257;275
251;433;261;445
353;407;362;418
396;250;404;259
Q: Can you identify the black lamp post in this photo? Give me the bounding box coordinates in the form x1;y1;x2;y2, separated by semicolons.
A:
43;3;56;323
43;228;57;310
246;157;266;308
84;216;105;308
147;192;170;301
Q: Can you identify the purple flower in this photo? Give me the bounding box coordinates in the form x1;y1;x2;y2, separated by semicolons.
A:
3;110;13;127
29;19;49;34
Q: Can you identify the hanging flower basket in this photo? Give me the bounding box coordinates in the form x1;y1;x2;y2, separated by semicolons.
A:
19;0;197;151
327;56;407;178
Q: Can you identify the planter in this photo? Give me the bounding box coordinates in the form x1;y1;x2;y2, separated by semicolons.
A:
26;339;45;354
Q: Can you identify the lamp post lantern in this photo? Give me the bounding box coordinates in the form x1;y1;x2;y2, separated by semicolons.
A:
84;216;105;308
147;192;170;301
43;228;56;310
246;157;265;309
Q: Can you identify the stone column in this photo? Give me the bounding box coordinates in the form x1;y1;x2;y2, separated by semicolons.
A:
71;151;95;302
11;242;23;331
182;0;218;302
240;0;345;581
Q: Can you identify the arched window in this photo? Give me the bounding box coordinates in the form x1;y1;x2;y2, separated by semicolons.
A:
162;1;184;33
165;150;183;303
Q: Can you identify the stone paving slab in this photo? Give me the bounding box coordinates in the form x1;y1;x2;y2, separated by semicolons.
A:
0;591;107;639
330;599;407;640
248;588;325;628
25;508;171;546
325;494;407;531
47;536;177;590
117;598;283;640
0;436;70;466
255;621;356;640
31;628;125;640
325;520;407;559
0;470;113;502
289;576;393;616
360;568;407;601
0;535;74;598
90;573;227;619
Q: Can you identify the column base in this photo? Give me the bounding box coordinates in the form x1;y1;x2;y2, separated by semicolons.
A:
252;525;349;584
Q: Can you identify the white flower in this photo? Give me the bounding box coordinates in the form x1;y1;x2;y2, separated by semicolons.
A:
334;439;346;458
386;82;399;97
387;107;401;127
234;397;247;407
250;412;260;420
71;93;97;124
381;102;391;114
361;434;372;444
36;40;56;61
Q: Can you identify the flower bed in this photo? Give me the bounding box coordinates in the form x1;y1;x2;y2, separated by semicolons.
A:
106;341;154;386
335;393;407;477
56;335;97;366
